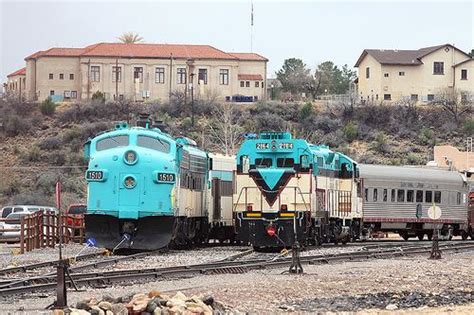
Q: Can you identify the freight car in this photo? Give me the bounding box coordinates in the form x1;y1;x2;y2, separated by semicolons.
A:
359;164;470;240
84;118;234;250
233;132;361;248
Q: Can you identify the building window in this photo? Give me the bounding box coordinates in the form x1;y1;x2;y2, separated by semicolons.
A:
262;82;264;88
245;81;250;87
433;62;444;75
427;94;435;101
384;73;389;78
71;91;77;99
411;94;418;101
112;66;122;82
255;81;260;88
399;71;405;76
177;68;186;84
134;67;143;83
64;91;71;99
366;67;370;79
384;94;391;100
461;69;468;80
254;96;258;101
198;68;207;85
69;74;74;80
50;90;54;96
461;92;468;102
49;73;53;80
59;73;64;80
219;69;229;85
375;94;378;100
155;67;165;84
90;66;100;82
240;81;245;87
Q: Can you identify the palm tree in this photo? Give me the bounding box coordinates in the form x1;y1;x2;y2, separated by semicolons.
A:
117;32;144;44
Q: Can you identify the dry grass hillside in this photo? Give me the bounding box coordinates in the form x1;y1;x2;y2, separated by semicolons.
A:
0;97;472;207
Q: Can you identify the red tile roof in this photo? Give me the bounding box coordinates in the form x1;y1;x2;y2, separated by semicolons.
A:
229;53;268;61
7;67;26;77
238;74;263;81
355;44;471;67
24;43;268;62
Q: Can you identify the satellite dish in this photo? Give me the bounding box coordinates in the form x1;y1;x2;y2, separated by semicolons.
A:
428;205;442;220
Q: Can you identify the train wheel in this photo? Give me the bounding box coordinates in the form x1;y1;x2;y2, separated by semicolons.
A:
417;234;424;241
399;232;409;241
427;232;433;241
461;231;468;241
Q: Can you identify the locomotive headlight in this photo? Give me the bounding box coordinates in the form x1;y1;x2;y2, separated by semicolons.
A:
124;150;138;165
124;176;136;189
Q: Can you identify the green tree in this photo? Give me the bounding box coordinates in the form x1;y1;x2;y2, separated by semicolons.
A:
40;97;56;116
276;58;312;95
469;49;474;57
313;62;356;96
118;32;144;44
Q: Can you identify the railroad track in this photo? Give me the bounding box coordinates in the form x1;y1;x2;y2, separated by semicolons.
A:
1;242;472;297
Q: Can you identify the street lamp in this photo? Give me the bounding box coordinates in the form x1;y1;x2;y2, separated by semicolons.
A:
271;83;274;100
189;73;195;126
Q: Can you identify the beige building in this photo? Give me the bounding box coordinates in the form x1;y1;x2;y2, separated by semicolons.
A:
355;44;473;103
19;43;267;102
434;145;474;173
5;67;26;99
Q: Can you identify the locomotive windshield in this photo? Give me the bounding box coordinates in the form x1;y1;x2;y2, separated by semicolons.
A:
137;135;170;153
255;158;272;168
96;135;129;151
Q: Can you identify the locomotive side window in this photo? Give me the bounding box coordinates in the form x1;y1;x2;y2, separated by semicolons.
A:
391;189;396;202
425;191;433;203
255;158;272;168
137;135;170;153
416;190;423;202
407;190;414;202
364;188;368;202
277;158;294;168
96;135;129;151
434;191;441;204
383;189;387;202
397;189;405;202
317;157;324;167
373;188;378;202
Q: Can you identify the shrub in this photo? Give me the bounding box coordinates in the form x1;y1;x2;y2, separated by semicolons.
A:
299;102;313;120
39;136;62;150
40;97;56;116
22;147;42;162
91;91;105;103
463;118;474;135
343;122;358;142
418;127;433;145
3;115;31;136
372;132;390;154
406;153;424;165
12;192;52;206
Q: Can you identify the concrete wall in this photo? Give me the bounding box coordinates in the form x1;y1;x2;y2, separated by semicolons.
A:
434;145;474;172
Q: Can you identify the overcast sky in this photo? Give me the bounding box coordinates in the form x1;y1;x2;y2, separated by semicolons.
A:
1;0;473;80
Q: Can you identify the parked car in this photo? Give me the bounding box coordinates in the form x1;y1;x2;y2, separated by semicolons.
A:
1;205;58;218
0;212;29;241
66;204;86;228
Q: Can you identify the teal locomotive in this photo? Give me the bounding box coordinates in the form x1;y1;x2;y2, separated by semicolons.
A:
84;118;223;250
233;132;362;248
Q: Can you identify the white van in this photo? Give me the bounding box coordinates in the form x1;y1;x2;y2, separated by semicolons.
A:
0;205;58;218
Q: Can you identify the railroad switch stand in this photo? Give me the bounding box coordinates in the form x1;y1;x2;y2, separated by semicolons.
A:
289;242;304;274
53;259;79;310
430;229;442;260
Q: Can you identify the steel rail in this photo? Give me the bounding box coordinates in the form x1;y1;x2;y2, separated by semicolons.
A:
0;242;472;297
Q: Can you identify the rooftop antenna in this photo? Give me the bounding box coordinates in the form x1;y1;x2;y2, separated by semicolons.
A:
250;0;254;52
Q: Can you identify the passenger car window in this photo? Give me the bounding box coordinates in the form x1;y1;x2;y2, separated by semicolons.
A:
456;192;461;205
364;188;368;202
425;191;432;203
383;189;387;202
137;135;170;153
434;191;441;204
397;189;405;202
391;189;396;202
416;190;423;203
373;188;378;202
255;158;272;168
96;135;129;151
407;190;414;202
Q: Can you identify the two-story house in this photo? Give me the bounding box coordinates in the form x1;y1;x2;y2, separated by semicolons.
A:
17;42;268;103
355;44;473;103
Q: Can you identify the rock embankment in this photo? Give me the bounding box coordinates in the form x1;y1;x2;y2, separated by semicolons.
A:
60;290;229;315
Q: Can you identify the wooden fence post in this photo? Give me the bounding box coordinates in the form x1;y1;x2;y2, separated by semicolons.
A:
20;216;25;254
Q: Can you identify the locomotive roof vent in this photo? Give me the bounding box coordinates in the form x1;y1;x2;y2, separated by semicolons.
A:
259;132;292;140
151;120;166;133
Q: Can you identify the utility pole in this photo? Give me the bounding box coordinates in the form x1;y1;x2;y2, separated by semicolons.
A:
115;58;119;100
190;73;195;126
250;1;254;52
169;53;173;101
87;59;91;100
